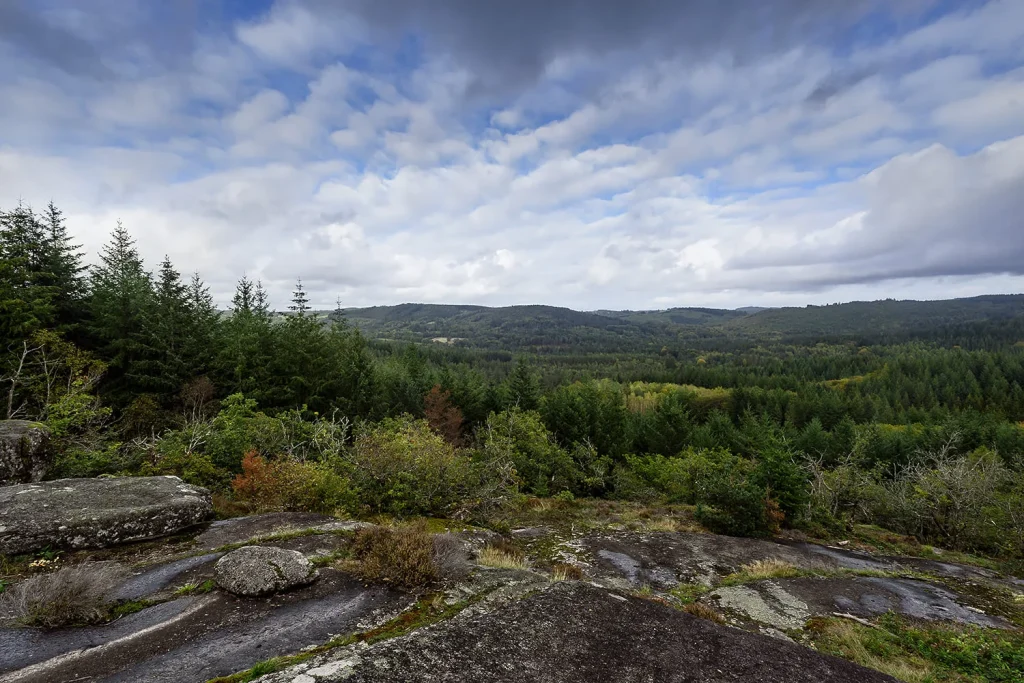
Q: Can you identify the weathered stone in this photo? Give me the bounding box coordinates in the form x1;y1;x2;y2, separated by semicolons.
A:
215;545;318;596
1;570;405;682
256;582;897;683
0;421;50;485
0;476;212;555
709;576;1012;630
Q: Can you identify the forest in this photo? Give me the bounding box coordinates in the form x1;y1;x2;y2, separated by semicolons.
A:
3;202;1024;567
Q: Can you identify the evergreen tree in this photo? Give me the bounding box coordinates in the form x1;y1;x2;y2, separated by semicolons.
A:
88;221;154;404
140;256;192;401
288;278;310;316
39;201;87;335
218;275;274;401
0;205;53;349
506;359;540;410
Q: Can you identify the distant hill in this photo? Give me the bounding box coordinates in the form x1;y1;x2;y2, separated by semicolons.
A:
332;295;1024;352
725;294;1024;340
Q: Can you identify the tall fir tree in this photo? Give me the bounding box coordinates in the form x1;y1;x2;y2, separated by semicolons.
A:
89;221;154;404
39;201;87;336
0;205;53;349
218;275;274;401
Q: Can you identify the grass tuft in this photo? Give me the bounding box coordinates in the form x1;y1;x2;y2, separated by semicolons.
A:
1;562;127;628
807;613;1024;683
477;541;527;570
682;601;726;624
551;563;584;581
721;558;802;585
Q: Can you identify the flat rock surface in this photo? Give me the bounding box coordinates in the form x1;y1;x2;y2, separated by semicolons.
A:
195;512;339;550
0;476;212;555
582;531;898;588
0;570;405;683
709;576;1010;631
257;582;897;683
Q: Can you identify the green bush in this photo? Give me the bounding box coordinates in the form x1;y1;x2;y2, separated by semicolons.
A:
480;407;579;496
231;451;355;514
350;416;516;517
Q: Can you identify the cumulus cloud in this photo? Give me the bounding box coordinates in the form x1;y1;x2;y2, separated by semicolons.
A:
0;0;1022;310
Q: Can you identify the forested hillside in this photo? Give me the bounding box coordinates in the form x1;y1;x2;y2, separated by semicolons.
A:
3;204;1024;568
336;296;1024;352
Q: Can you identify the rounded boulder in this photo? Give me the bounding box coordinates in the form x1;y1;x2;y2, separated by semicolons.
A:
215;545;318;597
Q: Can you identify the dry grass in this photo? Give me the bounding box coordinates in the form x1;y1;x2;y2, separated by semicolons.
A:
642;517;680;532
551;563;584;581
682;602;726;625
2;562;127;628
722;558;802;585
478;540;528;570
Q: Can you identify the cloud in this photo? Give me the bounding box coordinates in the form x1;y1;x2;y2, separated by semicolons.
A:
0;2;111;78
0;0;1022;311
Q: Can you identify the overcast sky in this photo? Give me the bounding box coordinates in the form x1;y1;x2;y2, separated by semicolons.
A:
1;0;1023;311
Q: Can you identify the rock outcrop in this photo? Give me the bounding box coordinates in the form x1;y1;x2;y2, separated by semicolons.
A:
0;476;212;555
257;582;898;683
215;545;318;596
0;421;50;485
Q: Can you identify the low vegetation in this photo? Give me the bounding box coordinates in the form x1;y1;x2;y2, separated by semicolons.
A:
1;562;126;628
349;524;469;590
807;614;1024;683
477;541;528;570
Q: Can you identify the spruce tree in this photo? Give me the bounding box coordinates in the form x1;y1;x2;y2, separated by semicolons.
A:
218;275;274;401
0;205;53;348
89;221;154;404
39;201;87;335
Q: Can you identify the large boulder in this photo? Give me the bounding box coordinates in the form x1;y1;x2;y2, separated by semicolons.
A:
0;476;212;555
0;420;50;485
215;545;318;596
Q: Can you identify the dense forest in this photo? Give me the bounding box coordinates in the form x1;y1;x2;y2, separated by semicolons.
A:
3;203;1023;564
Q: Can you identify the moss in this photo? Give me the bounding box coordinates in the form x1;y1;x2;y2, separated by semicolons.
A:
107;598;157;619
174;579;217;596
670;583;711;605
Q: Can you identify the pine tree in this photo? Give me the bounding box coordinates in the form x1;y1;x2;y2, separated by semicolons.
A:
139;256;192;401
507;359;540;410
89;221;154;404
218;275;274;401
288;278;310;316
39;201;87;335
0;205;53;348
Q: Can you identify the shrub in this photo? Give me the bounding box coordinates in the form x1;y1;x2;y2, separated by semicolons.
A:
2;562;126;628
481;407;579;496
231;451;354;514
621;453;694;503
879;447;1015;554
431;533;469;579
350;524;441;590
351;416;515;518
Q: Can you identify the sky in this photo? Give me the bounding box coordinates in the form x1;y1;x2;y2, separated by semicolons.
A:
1;0;1023;311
